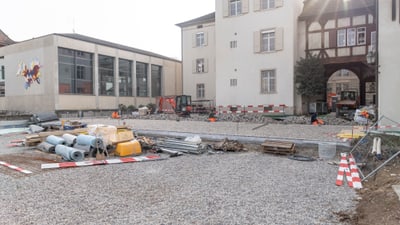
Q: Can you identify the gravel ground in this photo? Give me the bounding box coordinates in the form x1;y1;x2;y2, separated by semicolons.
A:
0;152;357;225
0;116;359;224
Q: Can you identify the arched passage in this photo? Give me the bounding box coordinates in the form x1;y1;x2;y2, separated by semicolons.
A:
324;62;375;111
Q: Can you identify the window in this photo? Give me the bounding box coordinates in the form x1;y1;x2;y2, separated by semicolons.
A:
337;29;346;47
136;62;148;97
261;70;276;93
337;27;367;47
196;32;205;47
196;83;205;98
230;79;237;87
357;27;366;45
261;0;275;9
261;30;275;52
58;48;93;94
98;55;115;96
196;58;205;73
119;59;132;96
230;40;237;48
347;28;356;46
340;69;349;77
230;0;242;16
151;65;162;97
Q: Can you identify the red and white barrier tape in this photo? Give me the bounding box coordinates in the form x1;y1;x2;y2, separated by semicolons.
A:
41;155;163;169
336;153;362;189
218;104;286;114
0;161;33;174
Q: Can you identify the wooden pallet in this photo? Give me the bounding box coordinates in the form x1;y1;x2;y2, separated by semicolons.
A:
261;140;296;155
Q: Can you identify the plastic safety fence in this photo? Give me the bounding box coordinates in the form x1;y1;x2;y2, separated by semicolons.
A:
62;133;77;147
41;155;164;169
46;135;66;146
55;145;85;162
76;134;104;148
37;141;56;153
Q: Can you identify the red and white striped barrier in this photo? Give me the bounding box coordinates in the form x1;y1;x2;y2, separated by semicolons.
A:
41;155;163;169
336;153;362;189
217;104;286;114
0;161;33;174
348;154;363;189
336;153;353;187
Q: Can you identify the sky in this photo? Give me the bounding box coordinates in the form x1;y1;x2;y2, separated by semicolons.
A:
1;0;215;60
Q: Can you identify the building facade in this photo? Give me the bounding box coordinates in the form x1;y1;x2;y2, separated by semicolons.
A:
178;0;385;115
215;0;303;114
176;13;216;105
0;33;182;114
378;0;400;123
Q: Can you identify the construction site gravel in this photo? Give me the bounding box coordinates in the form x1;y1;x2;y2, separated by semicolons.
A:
0;113;399;224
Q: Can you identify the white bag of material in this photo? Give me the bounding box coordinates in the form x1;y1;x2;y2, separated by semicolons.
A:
184;135;202;144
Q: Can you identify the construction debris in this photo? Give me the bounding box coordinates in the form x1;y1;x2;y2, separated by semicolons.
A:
212;138;246;152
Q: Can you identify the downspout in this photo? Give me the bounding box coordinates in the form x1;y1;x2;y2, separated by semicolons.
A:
375;0;379;118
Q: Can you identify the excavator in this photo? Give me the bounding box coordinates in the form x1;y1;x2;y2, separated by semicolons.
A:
157;95;192;116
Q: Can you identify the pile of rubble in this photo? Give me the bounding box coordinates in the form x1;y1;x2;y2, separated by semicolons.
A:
130;112;354;125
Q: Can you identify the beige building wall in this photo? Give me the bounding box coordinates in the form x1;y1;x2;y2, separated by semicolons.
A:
215;0;303;114
0;34;182;113
378;0;400;124
181;21;216;102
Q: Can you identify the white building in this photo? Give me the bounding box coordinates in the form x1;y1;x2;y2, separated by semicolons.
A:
176;13;216;105
378;0;400;123
215;0;303;114
178;1;304;114
0;33;182;115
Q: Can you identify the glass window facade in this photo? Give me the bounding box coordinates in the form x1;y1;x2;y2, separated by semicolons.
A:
151;65;162;97
58;48;93;94
99;55;115;96
136;62;148;97
119;59;133;96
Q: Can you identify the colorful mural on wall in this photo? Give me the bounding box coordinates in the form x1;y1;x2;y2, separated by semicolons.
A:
16;60;41;89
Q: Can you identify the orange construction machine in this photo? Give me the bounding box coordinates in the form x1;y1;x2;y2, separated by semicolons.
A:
157;95;192;116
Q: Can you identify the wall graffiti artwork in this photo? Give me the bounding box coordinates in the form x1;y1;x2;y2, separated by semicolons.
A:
16;60;41;89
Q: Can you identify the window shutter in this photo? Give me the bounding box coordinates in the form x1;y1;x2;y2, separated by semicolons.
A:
223;0;229;17
242;0;249;14
204;32;208;46
254;0;260;11
275;27;284;51
275;0;283;8
204;58;209;73
192;33;197;48
253;31;261;53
